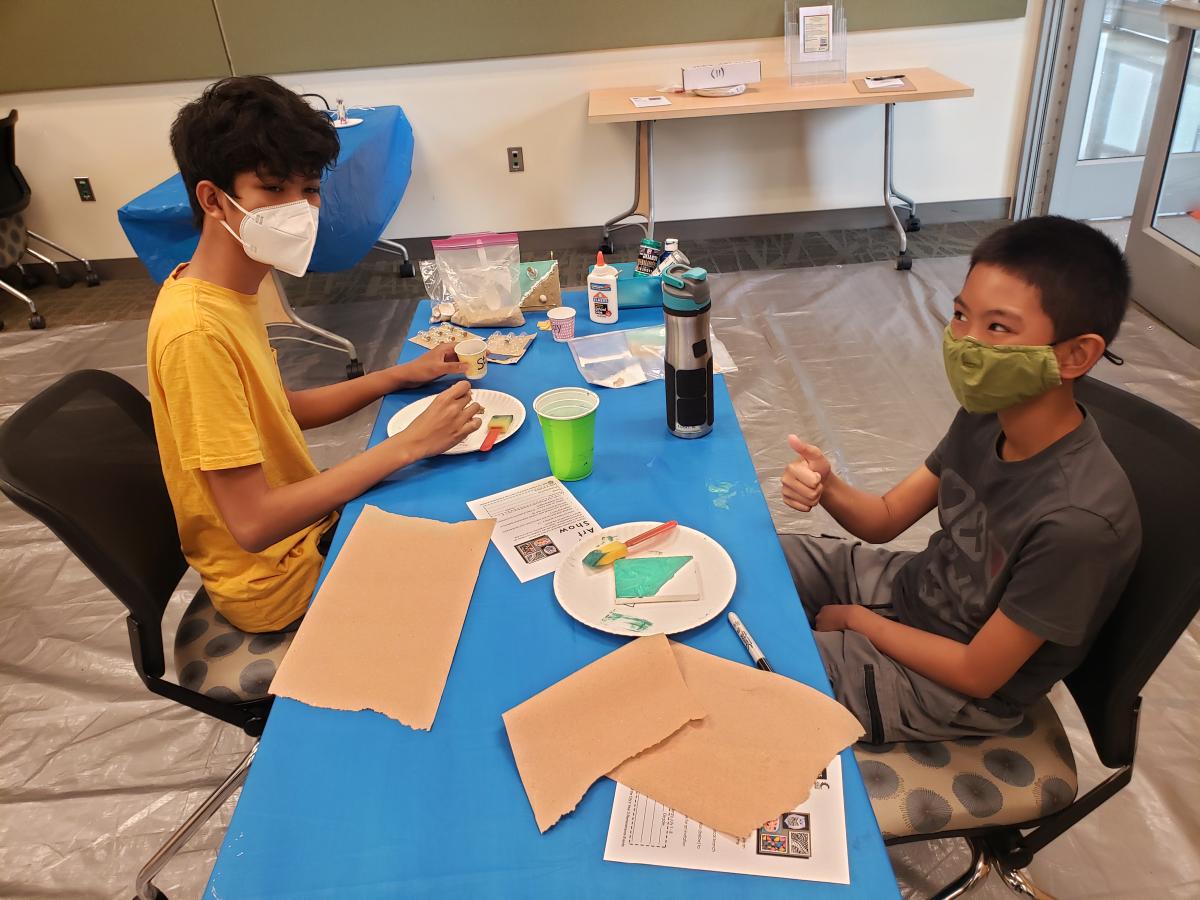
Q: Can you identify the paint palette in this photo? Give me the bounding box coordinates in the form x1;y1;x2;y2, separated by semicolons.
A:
553;522;736;636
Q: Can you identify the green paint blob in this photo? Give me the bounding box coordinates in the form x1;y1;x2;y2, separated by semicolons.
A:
614;556;694;599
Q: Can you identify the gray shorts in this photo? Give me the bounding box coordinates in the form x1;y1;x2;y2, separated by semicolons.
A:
780;534;1021;744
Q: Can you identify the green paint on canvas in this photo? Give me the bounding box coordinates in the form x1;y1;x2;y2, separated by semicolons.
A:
614;556;693;599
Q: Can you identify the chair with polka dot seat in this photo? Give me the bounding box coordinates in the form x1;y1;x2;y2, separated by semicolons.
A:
1;109;102;330
854;376;1200;898
0;109;42;330
0;369;296;900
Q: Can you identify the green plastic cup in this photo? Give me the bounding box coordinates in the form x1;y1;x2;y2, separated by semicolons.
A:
533;387;600;481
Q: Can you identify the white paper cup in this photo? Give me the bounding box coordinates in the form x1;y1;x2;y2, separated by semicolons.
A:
455;338;488;380
547;307;577;342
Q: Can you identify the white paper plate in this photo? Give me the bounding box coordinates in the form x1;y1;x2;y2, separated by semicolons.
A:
385;389;525;455
332;117;364;128
553;522;736;636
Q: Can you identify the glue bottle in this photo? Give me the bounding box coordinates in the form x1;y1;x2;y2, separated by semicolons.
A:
589;251;619;325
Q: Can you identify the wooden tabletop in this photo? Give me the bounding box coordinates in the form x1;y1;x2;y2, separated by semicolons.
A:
587;67;972;124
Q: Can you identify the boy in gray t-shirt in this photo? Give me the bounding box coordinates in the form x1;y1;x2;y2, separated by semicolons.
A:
779;217;1141;744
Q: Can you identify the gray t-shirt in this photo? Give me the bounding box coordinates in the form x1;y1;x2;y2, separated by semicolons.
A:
893;407;1140;710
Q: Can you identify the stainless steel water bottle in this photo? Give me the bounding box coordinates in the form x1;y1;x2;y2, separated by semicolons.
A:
662;265;714;439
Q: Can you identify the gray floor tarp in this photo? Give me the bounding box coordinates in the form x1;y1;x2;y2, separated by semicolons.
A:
2;260;1196;898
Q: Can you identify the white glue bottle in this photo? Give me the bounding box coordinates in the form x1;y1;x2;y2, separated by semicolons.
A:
589;251;619;324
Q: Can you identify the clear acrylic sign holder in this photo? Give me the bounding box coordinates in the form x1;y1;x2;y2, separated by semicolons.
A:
785;0;847;86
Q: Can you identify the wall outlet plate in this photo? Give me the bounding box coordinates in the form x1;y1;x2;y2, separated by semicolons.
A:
74;177;96;201
507;147;524;173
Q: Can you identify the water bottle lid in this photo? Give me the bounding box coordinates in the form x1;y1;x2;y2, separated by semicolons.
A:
662;266;708;289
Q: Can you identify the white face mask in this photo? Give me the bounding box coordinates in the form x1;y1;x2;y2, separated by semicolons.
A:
220;193;319;278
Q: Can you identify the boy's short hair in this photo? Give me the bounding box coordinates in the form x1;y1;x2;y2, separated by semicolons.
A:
969;215;1130;346
170;76;339;229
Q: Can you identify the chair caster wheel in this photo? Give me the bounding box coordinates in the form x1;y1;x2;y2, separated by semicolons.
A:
346;360;364;379
29;313;46;329
86;272;101;287
905;216;921;233
896;252;913;271
56;272;75;288
20;271;41;289
398;260;416;278
599;240;614;255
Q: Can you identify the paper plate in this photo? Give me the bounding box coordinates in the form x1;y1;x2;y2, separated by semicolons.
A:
553;522;736;636
332;117;364;128
385;389;525;455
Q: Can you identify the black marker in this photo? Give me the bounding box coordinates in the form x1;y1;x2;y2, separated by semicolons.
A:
727;611;773;672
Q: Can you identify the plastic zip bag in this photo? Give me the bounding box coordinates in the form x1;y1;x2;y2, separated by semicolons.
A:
426;232;525;327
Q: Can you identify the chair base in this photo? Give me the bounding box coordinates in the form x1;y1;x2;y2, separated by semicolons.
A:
133;744;256;900
932;837;1056;900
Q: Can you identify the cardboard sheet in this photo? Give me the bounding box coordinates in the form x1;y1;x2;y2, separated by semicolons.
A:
609;642;864;838
502;634;706;833
269;505;495;731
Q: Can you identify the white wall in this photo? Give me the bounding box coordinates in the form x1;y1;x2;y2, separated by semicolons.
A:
0;10;1043;262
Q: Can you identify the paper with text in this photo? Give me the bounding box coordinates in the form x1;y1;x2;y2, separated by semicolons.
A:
630;95;672;108
466;477;600;582
604;757;849;884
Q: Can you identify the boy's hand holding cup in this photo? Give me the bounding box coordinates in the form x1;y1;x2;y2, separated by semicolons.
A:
782;434;831;512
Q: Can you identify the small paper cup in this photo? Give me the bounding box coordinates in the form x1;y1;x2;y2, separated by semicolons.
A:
547;307;577;343
534;387;599;481
455;338;488;380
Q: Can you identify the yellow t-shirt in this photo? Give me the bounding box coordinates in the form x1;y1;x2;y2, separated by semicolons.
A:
147;265;333;632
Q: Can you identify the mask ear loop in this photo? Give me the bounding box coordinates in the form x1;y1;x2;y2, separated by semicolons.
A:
1102;349;1124;366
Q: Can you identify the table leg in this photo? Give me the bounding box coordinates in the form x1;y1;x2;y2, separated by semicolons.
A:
600;120;655;252
883;103;918;271
262;271;365;379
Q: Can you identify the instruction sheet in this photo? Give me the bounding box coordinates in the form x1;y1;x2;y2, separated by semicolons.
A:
466;476;600;582
604;756;849;884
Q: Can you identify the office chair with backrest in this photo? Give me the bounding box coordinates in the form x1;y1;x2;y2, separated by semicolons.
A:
854;375;1200;898
0;369;300;899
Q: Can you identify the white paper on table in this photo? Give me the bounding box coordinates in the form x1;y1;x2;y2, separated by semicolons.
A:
630;95;672;108
865;76;905;89
466;477;601;583
603;756;849;884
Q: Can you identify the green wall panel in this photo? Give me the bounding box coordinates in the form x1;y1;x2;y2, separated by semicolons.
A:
0;0;230;93
219;0;1028;76
0;0;1027;92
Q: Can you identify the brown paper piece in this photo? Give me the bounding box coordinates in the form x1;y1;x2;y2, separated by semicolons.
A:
502;634;706;833
609;642;865;838
269;506;495;731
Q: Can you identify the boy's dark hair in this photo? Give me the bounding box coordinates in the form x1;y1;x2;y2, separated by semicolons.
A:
969;215;1130;347
170;76;339;229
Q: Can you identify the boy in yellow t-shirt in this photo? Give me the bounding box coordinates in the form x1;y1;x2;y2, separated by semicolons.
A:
148;76;481;632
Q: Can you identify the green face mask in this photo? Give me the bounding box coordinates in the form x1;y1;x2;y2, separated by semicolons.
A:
942;325;1062;414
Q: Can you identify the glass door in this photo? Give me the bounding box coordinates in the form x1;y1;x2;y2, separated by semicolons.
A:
1050;0;1178;219
1126;8;1200;346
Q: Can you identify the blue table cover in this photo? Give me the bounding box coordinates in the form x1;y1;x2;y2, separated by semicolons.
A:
117;106;413;282
206;293;898;899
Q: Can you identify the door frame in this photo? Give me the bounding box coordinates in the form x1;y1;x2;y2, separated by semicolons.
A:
1126;5;1200;346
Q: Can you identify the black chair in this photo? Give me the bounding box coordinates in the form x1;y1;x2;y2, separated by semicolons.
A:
0;109;103;331
855;375;1200;897
0;369;296;899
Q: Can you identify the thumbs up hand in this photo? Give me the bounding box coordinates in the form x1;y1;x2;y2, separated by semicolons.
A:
782;435;832;512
